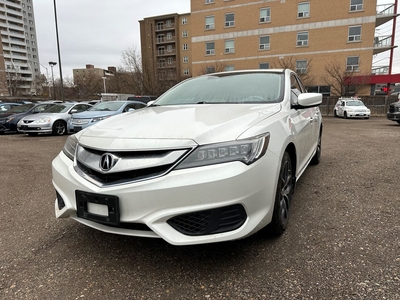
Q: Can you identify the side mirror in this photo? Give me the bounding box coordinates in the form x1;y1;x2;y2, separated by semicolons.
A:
70;109;77;114
147;101;155;107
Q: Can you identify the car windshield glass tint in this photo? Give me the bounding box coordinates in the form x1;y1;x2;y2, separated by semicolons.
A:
347;101;364;106
44;104;73;113
5;104;34;113
88;102;124;111
155;73;283;105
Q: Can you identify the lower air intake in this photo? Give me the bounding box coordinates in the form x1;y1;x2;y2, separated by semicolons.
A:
167;204;247;236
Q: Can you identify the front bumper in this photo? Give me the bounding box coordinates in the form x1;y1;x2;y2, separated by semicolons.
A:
18;123;52;133
387;112;400;121
52;150;279;245
346;112;370;118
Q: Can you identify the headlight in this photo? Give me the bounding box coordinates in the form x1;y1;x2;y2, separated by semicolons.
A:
175;133;270;169
63;135;78;160
346;109;354;113
34;118;51;124
92;116;110;123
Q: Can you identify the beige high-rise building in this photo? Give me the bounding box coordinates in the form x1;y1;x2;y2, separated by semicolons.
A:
140;0;399;96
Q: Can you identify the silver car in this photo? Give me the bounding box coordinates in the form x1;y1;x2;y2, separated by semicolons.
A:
17;103;92;136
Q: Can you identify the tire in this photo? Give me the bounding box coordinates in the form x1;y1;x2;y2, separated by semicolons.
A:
334;110;338;117
310;130;322;165
397;121;400;124
269;152;294;236
27;132;38;136
52;121;67;136
344;111;348;119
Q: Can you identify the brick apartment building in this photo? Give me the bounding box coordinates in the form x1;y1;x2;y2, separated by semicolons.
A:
140;0;398;96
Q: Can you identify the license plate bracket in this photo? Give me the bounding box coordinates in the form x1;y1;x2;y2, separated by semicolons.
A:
76;190;120;226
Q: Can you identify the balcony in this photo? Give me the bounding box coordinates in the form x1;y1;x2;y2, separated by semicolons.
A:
156;37;176;44
155;22;175;32
376;4;398;27
157;63;176;69
156;50;176;56
373;35;396;54
372;66;389;75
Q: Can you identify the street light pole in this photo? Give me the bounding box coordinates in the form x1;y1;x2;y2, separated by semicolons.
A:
53;0;64;101
49;61;57;99
102;76;107;93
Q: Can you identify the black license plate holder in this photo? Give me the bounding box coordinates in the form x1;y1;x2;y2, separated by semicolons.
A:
76;190;120;226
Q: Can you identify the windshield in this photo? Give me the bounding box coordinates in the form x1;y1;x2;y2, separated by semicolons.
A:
43;104;74;113
88;102;124;111
346;100;365;106
155;72;284;105
4;104;34;114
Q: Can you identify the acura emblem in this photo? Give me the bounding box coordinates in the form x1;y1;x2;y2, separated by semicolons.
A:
100;153;116;171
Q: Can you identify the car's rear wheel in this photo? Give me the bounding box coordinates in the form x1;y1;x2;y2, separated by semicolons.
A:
269;152;293;236
334;110;338;117
52;121;66;136
397;121;400;124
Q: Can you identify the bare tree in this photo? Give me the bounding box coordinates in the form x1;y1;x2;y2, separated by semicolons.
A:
197;61;229;76
322;60;371;96
74;72;103;99
122;47;173;96
6;67;24;97
273;56;315;87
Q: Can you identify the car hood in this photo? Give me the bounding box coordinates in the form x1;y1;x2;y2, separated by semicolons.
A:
78;104;281;149
0;112;27;121
72;111;118;118
21;113;66;120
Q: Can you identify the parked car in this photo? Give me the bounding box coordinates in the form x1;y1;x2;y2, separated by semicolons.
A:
67;100;147;133
52;69;322;245
0;102;22;113
0;102;56;134
17;103;92;136
126;95;158;103
333;98;370;119
387;101;400;124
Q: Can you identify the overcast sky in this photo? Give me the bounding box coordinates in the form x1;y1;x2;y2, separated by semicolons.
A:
33;0;399;79
33;0;191;79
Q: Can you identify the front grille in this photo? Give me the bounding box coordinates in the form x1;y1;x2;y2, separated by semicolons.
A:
167;204;247;236
75;145;191;186
389;106;395;113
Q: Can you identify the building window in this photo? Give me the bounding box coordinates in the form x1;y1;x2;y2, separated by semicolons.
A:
156;22;163;31
350;0;363;11
225;13;235;27
297;31;309;46
259;62;269;69
205;0;215;3
225;40;235;53
206;42;215;55
348;25;361;41
158;46;165;55
260;8;271;23
182;30;188;38
183;56;189;63
346;56;359;71
225;65;234;71
183;69;190;76
259;36;270;50
183;43;188;50
205;16;215;30
168;57;173;65
298;2;310;18
166;20;172;27
167;45;172;52
296;60;308;74
206;66;215;74
167;32;172;40
182;17;187;25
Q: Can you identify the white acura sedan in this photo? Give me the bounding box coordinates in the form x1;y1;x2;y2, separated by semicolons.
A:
52;69;322;245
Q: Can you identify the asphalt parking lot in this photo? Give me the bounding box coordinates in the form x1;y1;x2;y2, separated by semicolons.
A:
1;116;399;300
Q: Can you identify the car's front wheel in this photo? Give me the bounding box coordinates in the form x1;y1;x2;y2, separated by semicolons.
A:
334;110;338;117
52;121;66;136
310;130;322;165
269;152;294;236
344;111;348;119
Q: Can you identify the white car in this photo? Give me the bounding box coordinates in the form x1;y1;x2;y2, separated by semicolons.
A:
52;69;322;245
333;98;370;119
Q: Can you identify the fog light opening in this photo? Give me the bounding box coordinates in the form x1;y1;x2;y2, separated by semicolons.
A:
56;191;65;210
